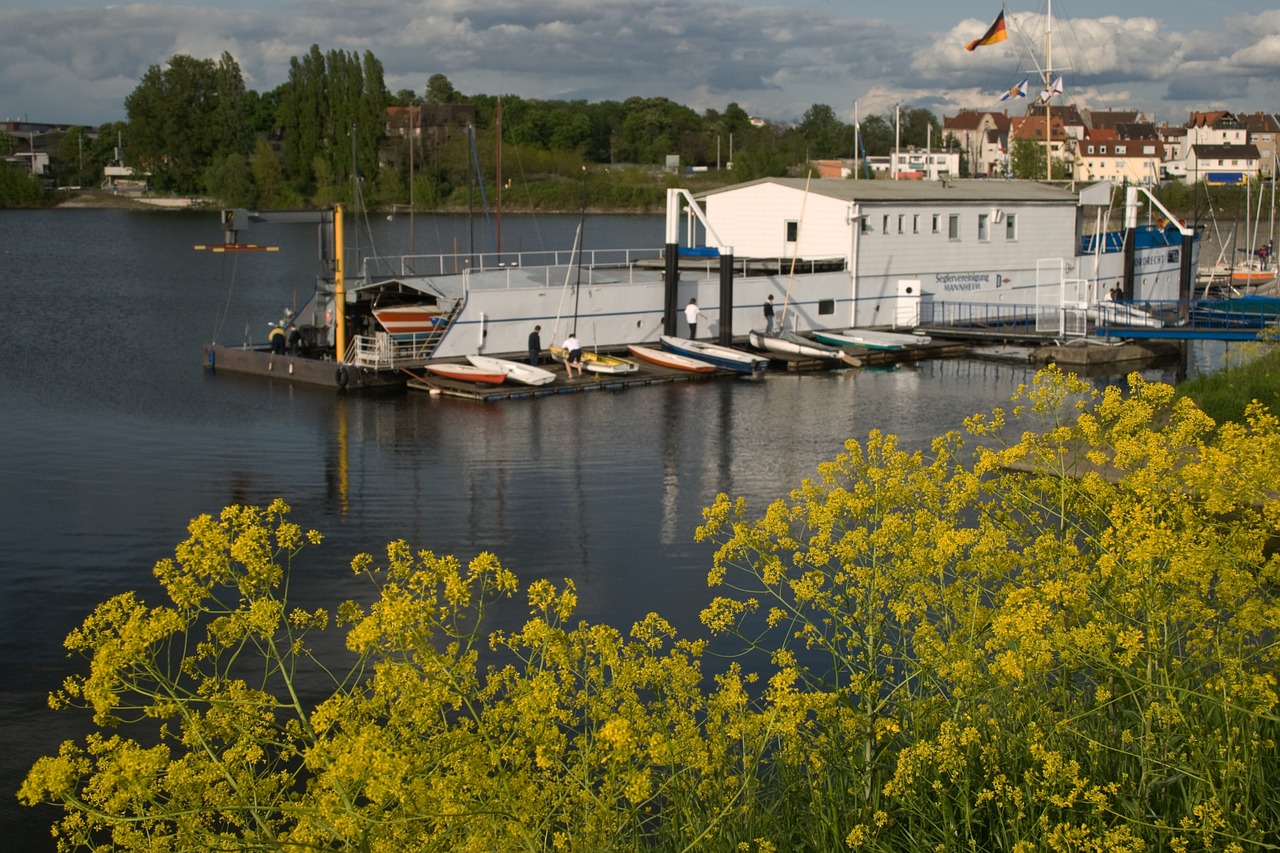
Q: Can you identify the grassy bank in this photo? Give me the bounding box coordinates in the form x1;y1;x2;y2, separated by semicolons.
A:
1176;339;1280;425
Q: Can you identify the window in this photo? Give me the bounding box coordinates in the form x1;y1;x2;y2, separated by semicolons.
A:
1087;145;1095;154
860;217;872;234
785;221;799;242
818;299;835;315
883;215;890;234
1100;145;1107;155
898;215;905;234
913;214;920;234
978;213;990;242
1005;214;1017;240
948;214;960;240
932;214;941;234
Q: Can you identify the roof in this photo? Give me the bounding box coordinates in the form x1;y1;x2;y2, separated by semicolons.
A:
1192;143;1261;159
1086;110;1143;130
696;177;1079;205
943;110;1009;132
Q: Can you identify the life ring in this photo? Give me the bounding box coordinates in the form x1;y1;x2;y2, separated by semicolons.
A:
335;366;349;388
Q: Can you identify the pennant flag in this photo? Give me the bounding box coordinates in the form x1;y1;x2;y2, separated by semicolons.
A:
1000;79;1028;101
1038;76;1064;101
965;11;1008;51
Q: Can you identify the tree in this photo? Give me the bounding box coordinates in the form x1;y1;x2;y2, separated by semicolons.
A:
202;152;255;207
426;73;457;104
1009;135;1068;180
797;103;846;160
124;53;250;194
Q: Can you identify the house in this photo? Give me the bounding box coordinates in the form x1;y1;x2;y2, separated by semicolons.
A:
1187;143;1261;184
941;110;1010;177
888;147;961;180
1240;112;1280;177
1075;128;1163;185
1009;113;1074;172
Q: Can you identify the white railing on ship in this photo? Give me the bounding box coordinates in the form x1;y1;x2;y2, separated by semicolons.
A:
345;331;445;368
361;248;664;278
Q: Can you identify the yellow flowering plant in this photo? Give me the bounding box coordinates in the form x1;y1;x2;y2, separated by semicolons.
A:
21;368;1280;851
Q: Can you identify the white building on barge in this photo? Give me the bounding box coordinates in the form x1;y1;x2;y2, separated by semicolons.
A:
348;178;1195;362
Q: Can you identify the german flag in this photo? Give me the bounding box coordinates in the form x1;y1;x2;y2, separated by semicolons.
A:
965;11;1008;51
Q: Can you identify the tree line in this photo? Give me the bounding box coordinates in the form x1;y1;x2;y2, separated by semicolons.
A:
1;46;944;209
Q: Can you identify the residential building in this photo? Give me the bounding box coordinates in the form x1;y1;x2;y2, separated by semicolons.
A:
1187;143;1261;184
1241;112;1280;178
1075;128;1163;185
941;110;1010;177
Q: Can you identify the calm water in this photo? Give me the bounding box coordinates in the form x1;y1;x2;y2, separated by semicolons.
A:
0;208;1217;848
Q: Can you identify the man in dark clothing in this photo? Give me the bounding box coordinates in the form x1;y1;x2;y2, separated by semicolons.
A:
528;325;542;365
287;324;301;356
763;294;776;334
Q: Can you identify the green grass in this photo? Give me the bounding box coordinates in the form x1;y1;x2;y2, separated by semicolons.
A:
1176;340;1280;425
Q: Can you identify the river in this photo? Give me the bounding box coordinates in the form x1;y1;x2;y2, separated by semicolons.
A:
0;207;1223;849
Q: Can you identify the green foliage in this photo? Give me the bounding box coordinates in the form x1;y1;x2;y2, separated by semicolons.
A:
1175;337;1280;425
202;152;256;208
0;161;53;207
1010;135;1069;180
124;52;249;194
24;370;1280;851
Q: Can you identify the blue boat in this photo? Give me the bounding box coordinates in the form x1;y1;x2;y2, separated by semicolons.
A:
659;335;769;374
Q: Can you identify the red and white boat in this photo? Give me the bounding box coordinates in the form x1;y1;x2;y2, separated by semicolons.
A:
627;344;716;373
423;363;506;384
373;303;447;334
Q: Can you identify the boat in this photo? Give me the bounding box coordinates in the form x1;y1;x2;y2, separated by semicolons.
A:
550;347;640;375
748;328;847;360
627;344;717;373
423;363;507;384
1088;300;1164;329
811;328;930;350
372;302;448;335
466;354;557;386
659;335;770;374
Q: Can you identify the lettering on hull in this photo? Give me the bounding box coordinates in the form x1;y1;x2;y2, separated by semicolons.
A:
936;272;1003;292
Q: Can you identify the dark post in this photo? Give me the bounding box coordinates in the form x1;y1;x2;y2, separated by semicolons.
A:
718;251;735;346
1122;228;1136;299
663;243;680;337
1179;229;1195;324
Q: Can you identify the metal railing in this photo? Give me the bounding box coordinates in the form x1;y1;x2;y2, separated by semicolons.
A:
361;247;665;279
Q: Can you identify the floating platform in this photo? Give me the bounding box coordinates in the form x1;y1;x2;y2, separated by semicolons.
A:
203;344;403;391
404;360;733;401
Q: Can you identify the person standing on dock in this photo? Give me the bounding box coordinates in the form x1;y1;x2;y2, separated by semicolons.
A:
287;324;301;356
528;325;542;365
685;298;707;339
268;322;286;355
763;294;776;335
563;331;583;379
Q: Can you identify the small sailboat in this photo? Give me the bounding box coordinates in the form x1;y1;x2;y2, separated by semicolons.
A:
811;328;930;350
466;354;557;385
550;347;640;375
423;362;507;384
627;344;717;373
749;328;846;360
659;335;769;374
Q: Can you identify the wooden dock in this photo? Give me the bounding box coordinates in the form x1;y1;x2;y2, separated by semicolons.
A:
404;361;732;401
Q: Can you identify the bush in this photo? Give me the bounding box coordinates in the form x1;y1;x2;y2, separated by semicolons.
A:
23;369;1280;851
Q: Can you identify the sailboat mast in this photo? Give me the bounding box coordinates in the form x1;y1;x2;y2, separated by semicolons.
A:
496;97;502;255
1045;0;1053;181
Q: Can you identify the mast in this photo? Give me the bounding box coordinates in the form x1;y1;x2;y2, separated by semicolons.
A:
1045;0;1053;181
496;97;502;255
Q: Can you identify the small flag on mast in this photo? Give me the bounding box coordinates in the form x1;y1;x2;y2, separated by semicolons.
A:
1038;76;1064;101
1000;79;1028;101
965;11;1009;51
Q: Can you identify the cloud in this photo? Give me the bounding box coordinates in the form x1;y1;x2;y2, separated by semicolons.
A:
1;1;1277;130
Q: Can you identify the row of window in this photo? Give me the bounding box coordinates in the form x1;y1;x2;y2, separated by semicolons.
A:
783;212;1020;243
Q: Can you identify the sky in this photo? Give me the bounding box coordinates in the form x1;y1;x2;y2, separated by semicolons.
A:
3;0;1279;130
